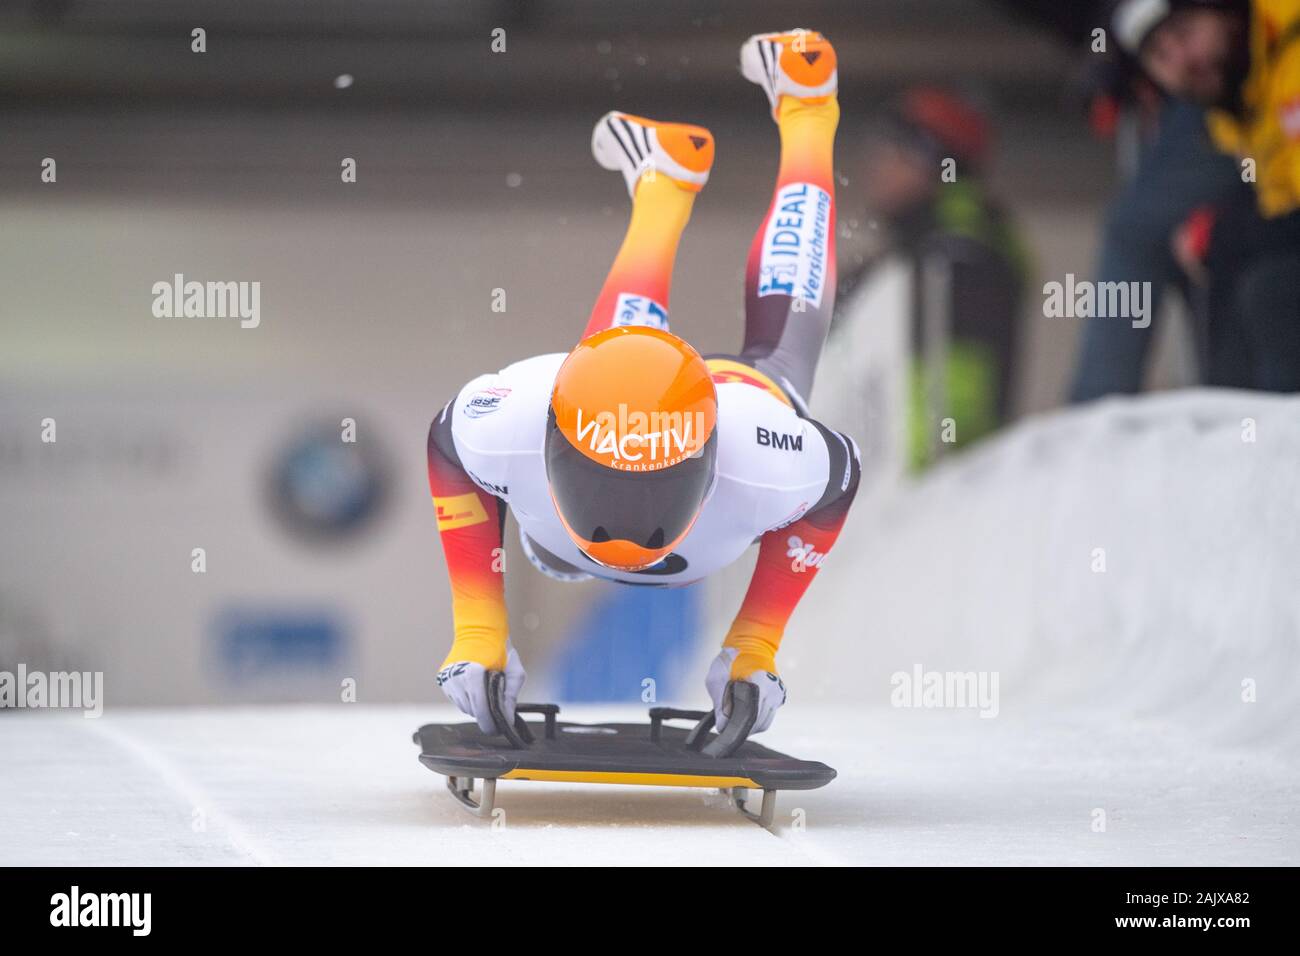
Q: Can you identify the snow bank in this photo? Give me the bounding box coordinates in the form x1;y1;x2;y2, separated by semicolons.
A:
782;389;1300;755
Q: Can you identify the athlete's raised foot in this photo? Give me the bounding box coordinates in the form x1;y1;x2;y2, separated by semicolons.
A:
591;110;714;198
740;28;838;118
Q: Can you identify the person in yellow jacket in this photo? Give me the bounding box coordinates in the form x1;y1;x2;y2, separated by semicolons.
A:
1114;0;1300;389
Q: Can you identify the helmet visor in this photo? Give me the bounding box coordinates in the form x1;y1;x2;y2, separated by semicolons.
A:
545;409;717;569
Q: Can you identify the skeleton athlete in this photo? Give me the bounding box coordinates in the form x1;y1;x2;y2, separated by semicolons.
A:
428;29;860;735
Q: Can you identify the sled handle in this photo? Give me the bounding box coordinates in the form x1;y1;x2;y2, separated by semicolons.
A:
516;703;559;740
700;681;759;758
648;706;712;743
655;682;758;757
485;670;534;748
684;710;717;750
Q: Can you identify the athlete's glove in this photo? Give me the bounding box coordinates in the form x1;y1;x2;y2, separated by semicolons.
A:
705;646;786;735
436;644;526;734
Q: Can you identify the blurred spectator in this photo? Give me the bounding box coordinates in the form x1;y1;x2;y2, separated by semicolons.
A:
998;0;1265;399
1068;93;1256;399
1102;0;1300;392
837;88;1029;470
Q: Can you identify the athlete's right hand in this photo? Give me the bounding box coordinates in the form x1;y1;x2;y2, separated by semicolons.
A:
436;644;526;734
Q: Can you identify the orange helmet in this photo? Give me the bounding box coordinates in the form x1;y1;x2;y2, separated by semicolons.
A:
546;326;718;571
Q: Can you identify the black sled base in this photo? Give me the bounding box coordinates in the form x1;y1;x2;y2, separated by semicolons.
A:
413;675;836;828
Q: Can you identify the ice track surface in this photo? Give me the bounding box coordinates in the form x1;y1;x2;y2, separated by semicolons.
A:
1;701;1295;866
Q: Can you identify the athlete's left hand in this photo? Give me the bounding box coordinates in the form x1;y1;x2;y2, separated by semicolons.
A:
705;647;786;735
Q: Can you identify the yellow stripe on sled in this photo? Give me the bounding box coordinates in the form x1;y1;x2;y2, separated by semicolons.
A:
501;769;761;789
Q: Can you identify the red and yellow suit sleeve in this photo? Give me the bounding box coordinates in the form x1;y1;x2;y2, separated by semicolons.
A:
721;426;861;680
427;408;510;672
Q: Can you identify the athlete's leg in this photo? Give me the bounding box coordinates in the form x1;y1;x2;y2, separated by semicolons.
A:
583;112;714;341
739;30;839;402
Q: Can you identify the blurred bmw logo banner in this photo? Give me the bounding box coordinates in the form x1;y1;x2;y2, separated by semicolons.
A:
267;419;391;542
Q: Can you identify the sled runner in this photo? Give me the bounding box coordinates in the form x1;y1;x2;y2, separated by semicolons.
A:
413;673;836;828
